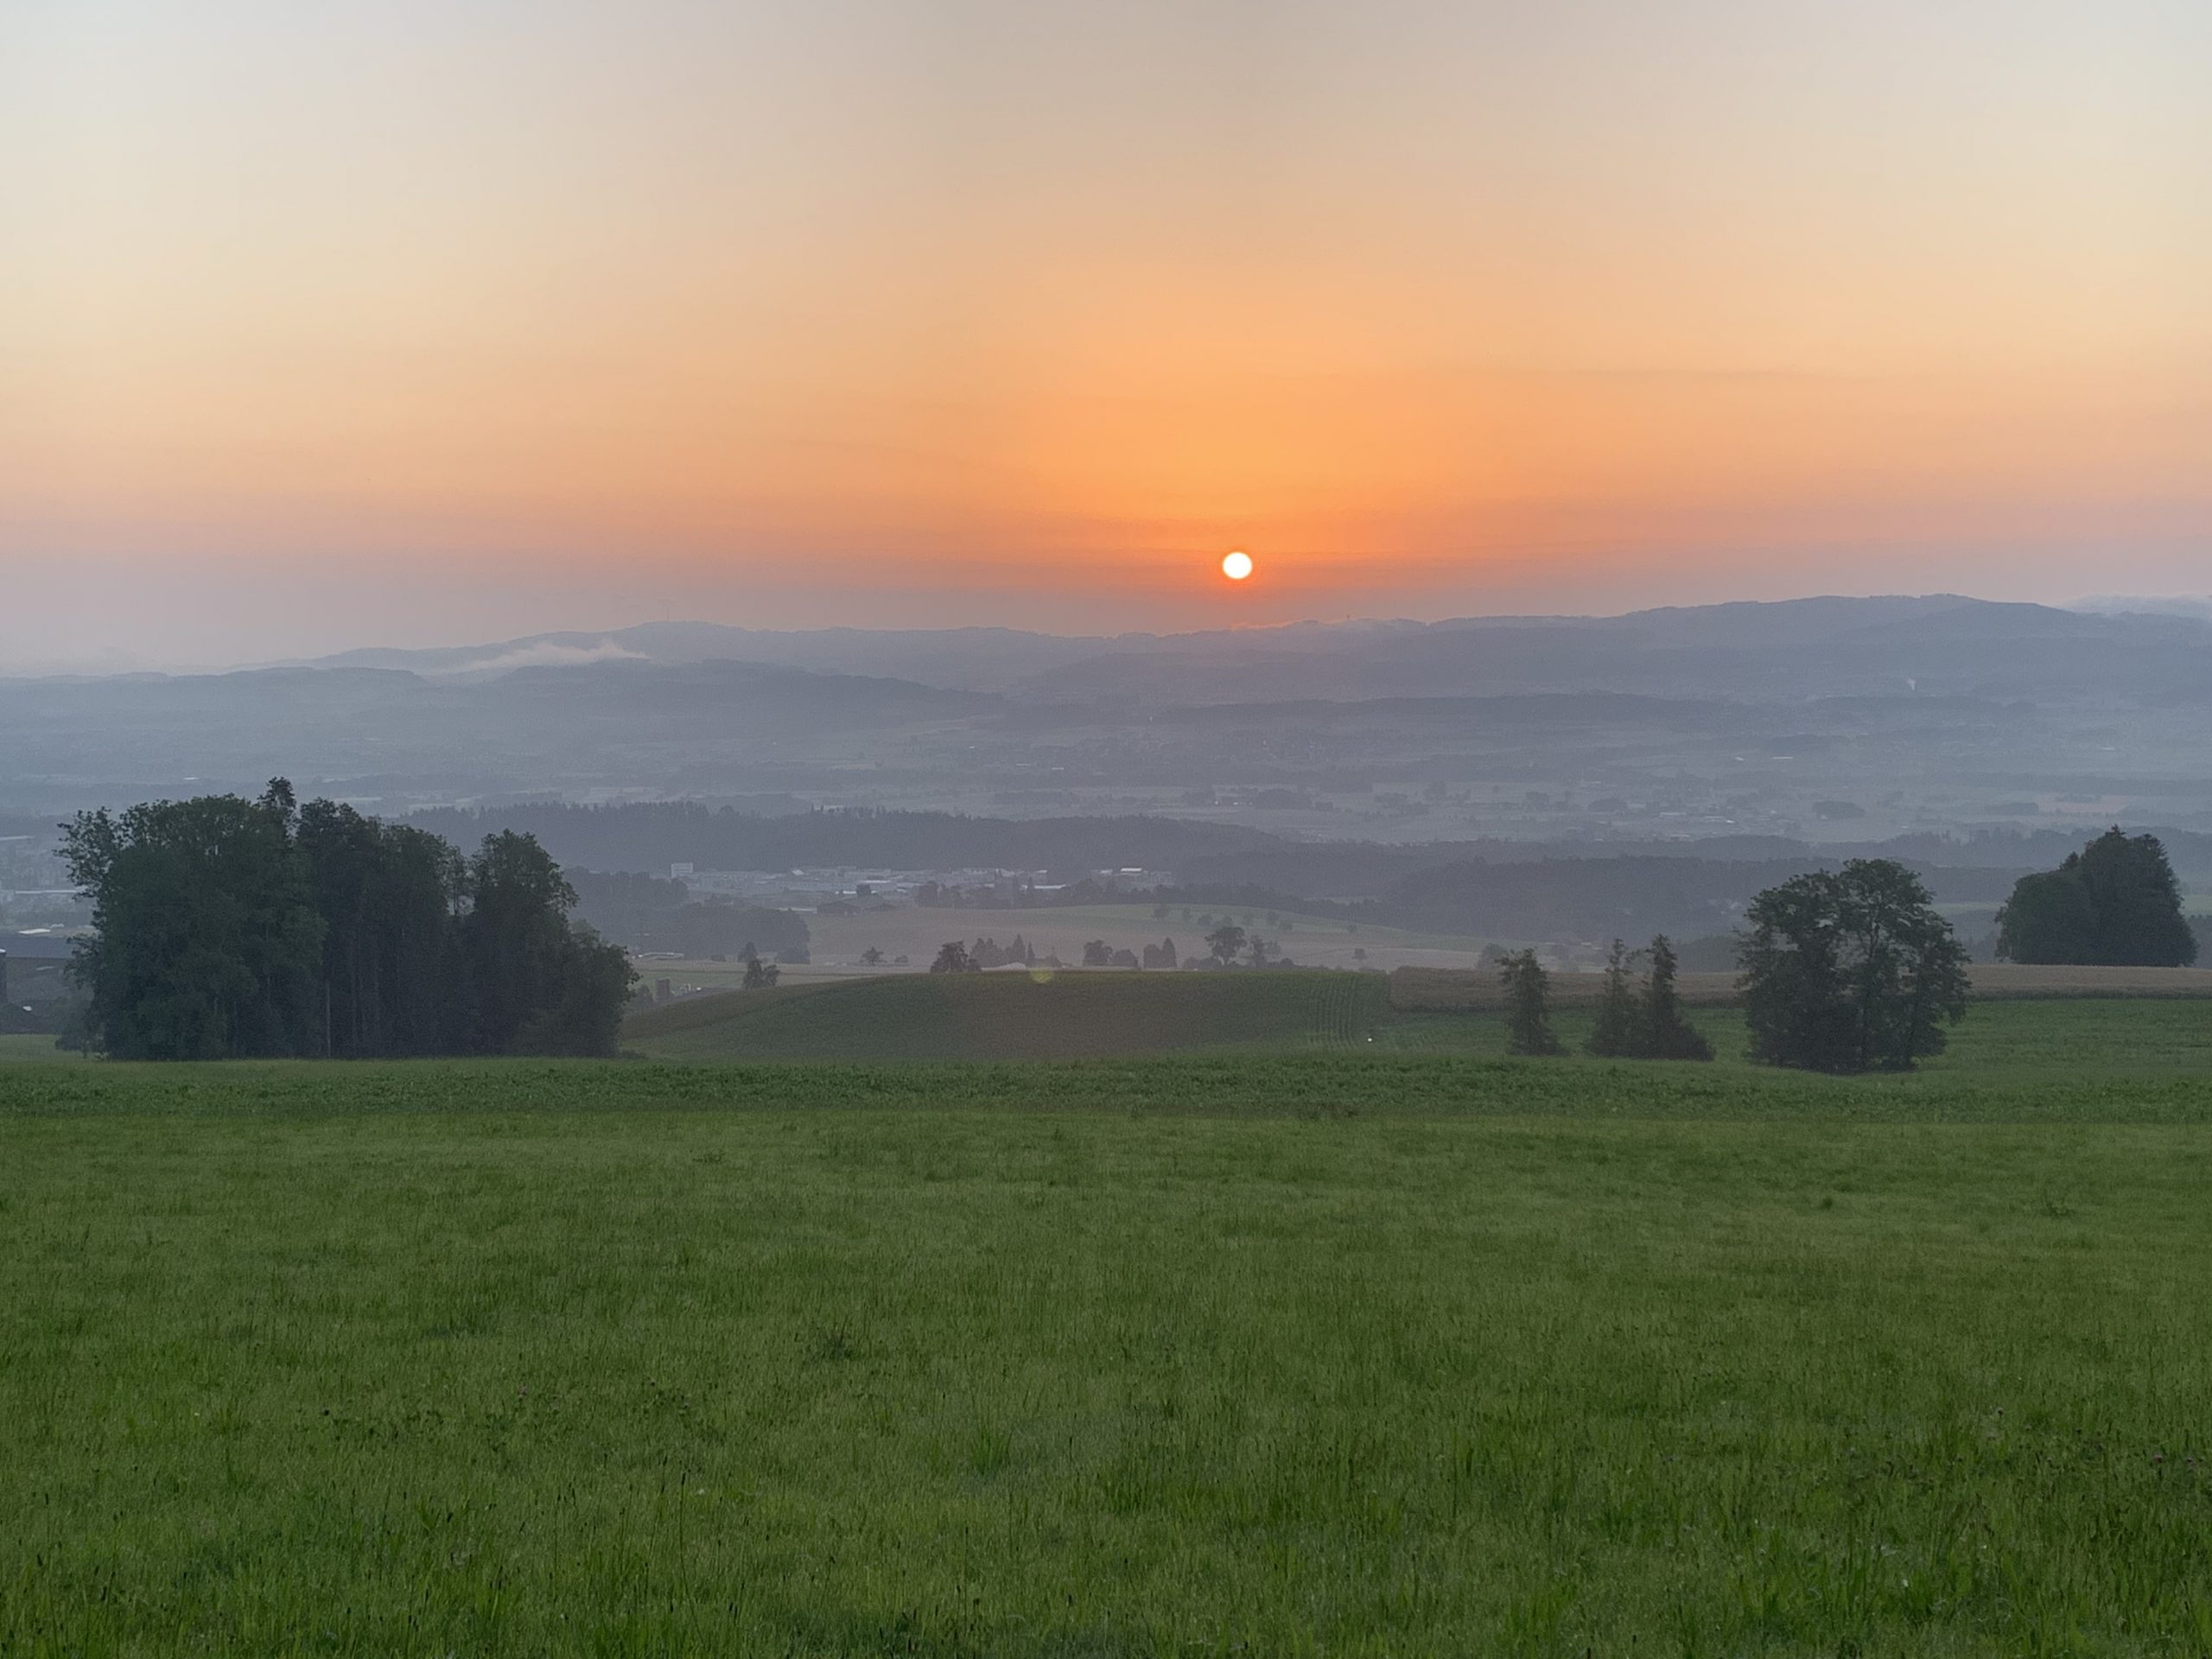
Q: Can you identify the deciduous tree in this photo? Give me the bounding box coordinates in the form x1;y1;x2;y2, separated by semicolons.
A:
1586;938;1641;1058
61;780;325;1060
1739;860;1967;1072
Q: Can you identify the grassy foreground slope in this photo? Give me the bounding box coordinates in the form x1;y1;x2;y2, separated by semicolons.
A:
5;1047;2212;1654
626;969;1389;1060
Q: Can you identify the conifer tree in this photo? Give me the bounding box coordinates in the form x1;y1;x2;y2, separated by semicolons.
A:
1640;933;1713;1060
1501;948;1565;1057
1586;938;1642;1058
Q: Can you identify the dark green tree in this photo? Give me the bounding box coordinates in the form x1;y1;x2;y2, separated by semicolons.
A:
1206;924;1248;966
454;831;634;1057
296;801;465;1057
52;988;98;1058
1996;828;2196;967
531;921;636;1057
62;785;630;1061
929;941;975;974
1586;938;1642;1058
1739;860;1968;1073
1501;948;1564;1057
1993;869;2094;964
61;779;326;1059
1640;934;1713;1060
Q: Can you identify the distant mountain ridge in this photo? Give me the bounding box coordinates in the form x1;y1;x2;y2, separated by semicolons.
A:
7;594;2212;834
296;594;2212;703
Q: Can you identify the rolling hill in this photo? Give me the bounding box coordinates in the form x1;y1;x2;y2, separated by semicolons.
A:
624;969;1389;1061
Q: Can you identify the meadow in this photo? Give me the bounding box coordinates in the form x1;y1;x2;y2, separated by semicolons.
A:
5;994;2212;1654
619;965;2212;1070
0;1033;77;1065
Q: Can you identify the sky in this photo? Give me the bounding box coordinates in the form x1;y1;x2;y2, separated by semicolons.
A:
3;0;2209;667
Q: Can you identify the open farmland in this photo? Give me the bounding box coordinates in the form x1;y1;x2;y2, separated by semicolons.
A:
6;1034;2212;1656
623;967;2212;1069
798;902;1492;975
624;903;1491;1003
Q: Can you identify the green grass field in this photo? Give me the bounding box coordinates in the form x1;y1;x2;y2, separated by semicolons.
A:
622;969;2212;1074
0;1033;79;1065
6;997;2212;1653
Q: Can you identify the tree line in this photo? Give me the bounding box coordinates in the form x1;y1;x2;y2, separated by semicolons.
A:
1500;859;1972;1073
1502;833;2196;1075
61;781;633;1060
1497;936;1714;1061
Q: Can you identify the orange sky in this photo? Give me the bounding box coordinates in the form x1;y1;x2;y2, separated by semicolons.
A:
3;0;2208;663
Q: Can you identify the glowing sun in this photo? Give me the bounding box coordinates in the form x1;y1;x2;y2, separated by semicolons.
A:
1221;550;1255;581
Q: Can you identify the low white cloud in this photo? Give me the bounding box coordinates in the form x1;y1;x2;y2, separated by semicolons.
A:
435;640;647;677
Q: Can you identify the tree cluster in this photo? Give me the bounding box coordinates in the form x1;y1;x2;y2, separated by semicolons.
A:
969;935;1039;969
1201;924;1285;968
1738;859;1968;1073
1995;829;2197;968
62;781;633;1061
1586;936;1713;1061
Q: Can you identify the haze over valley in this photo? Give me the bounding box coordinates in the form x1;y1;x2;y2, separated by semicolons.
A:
12;592;2212;995
11;594;2212;842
